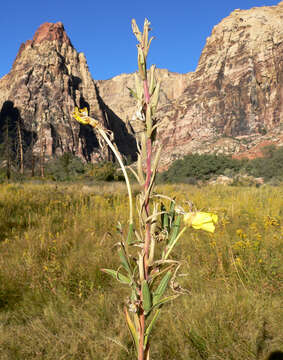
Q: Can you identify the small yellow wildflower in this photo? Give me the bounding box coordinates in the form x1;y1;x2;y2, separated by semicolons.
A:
183;212;218;233
235;257;242;266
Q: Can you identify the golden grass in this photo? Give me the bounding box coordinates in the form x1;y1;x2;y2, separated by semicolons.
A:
0;182;282;359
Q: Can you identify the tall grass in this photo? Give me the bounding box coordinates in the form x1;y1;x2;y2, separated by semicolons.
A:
0;182;282;359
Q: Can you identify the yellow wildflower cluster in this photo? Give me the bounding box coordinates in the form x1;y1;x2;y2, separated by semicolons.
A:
264;215;280;228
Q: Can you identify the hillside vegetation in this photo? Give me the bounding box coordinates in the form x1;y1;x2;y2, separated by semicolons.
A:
0;183;282;359
1;146;283;185
160;146;283;184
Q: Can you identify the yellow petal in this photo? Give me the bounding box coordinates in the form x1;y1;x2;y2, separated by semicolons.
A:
72;107;90;125
211;214;218;224
184;212;218;233
183;212;194;227
192;221;215;233
192;212;212;225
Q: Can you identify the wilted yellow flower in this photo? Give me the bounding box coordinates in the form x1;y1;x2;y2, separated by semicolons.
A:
73;107;99;127
183;212;218;233
73;107;89;124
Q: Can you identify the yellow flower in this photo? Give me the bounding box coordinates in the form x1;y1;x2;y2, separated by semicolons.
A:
183;212;218;233
72;107;99;127
73;107;89;124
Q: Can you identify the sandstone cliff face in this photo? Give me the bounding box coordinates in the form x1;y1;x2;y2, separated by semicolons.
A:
97;69;191;126
0;22;136;163
98;2;283;165
159;1;283;161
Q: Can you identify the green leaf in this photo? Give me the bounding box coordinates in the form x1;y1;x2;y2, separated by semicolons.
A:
144;309;161;348
169;199;176;225
118;246;132;275
127;223;134;245
127;87;138;99
167;215;181;246
152;294;179;309
101;268;131;284
161;203;169;232
142;280;152;315
153;271;172;305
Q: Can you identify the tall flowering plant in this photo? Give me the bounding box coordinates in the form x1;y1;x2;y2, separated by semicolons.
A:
73;19;217;360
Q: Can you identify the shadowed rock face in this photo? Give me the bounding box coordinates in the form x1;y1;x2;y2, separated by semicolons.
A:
0;22;137;163
1;2;283;167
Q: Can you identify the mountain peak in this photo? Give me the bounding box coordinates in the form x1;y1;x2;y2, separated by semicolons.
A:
32;22;72;46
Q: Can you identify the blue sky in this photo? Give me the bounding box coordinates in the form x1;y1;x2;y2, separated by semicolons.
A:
0;0;280;80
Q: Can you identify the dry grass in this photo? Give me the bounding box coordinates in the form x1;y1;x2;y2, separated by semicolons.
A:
0;182;282;359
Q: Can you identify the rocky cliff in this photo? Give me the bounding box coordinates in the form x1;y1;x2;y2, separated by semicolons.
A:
1;2;283;169
0;22;137;164
98;1;283;166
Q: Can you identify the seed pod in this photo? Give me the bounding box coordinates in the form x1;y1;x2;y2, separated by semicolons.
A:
149;65;156;96
138;253;145;282
146;104;152;138
131;19;142;43
150;80;160;117
137;46;146;80
134;72;143;102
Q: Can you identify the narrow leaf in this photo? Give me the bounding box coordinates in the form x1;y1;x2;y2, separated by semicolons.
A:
127;87;138;99
127;223;134;245
144;309;161;348
152;294;180;309
118;246;132;275
142;280;152;315
153;271;172;305
101;268;131;284
167;215;181;246
125;307;139;353
161;203;169;232
169;199;176;225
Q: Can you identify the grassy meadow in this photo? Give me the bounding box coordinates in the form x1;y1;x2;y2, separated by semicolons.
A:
0;182;282;359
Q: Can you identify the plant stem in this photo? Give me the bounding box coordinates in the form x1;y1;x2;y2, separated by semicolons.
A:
144;137;152;279
138;305;145;360
143;79;150;104
163;227;187;260
98;128;134;226
143;77;152;279
139;77;152;360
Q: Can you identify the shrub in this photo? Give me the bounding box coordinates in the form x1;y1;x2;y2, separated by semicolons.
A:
46;153;85;181
85;162;125;182
160;153;244;183
245;146;283;181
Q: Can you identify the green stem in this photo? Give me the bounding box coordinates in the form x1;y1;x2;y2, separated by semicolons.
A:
163;227;187;260
98;129;134;226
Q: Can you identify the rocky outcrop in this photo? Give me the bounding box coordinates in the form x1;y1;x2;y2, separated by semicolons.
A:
1;2;283;169
0;22;137;164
